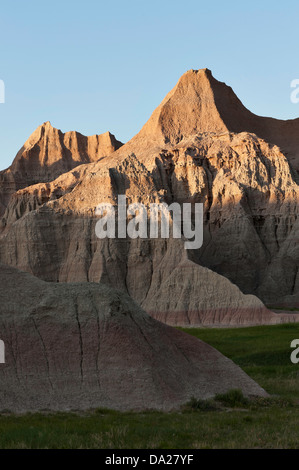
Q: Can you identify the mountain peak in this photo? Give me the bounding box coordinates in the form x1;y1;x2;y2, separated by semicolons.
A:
184;67;212;76
122;68;299;175
42;120;52;128
5;123;123;198
131;67;228;146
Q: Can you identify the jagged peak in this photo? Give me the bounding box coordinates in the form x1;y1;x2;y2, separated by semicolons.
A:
8;122;123;183
182;67;212;77
119;68;299;176
41;120;53;128
131;67;229;146
24;123;122;146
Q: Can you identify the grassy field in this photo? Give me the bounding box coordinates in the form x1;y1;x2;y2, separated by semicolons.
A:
181;323;299;401
0;323;298;449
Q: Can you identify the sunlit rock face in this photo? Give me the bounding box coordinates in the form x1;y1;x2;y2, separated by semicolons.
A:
0;69;298;323
0;121;123;216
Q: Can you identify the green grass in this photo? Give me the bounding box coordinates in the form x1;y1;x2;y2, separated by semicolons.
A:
179;323;299;400
214;389;250;407
0;323;298;449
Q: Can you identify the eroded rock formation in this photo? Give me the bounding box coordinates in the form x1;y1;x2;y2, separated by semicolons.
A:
0;264;267;412
0;122;123;216
0;69;298;321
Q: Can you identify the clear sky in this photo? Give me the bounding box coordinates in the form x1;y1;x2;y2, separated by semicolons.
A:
0;0;299;170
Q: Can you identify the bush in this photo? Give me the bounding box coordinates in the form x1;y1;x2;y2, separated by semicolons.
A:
185;397;219;411
214;389;249;407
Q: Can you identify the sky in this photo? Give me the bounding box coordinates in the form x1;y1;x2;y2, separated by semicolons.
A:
0;0;299;170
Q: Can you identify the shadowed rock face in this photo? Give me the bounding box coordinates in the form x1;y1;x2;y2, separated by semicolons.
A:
1;132;298;312
0;264;267;412
0;69;298;322
142;259;299;326
0;122;123;216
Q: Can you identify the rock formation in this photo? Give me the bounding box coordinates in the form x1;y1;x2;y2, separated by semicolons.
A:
123;68;299;178
0;264;267;412
0;69;298;321
0;122;123;216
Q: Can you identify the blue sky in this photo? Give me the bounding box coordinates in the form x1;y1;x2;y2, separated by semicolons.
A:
0;0;299;170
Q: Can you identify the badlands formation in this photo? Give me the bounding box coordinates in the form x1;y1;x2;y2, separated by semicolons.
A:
0;124;123;216
0;68;297;411
0;264;267;412
0;69;298;325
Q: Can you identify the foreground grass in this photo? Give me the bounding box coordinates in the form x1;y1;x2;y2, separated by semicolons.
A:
180;323;299;400
0;323;298;449
0;404;298;449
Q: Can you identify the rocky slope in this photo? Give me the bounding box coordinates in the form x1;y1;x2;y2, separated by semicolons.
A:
122;68;299;178
0;69;298;321
0;122;123;216
0;264;268;412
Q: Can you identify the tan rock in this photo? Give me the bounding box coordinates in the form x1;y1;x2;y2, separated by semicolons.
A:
0;69;298;322
0;122;123;216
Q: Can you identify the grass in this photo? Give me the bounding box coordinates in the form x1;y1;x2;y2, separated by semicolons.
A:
179;323;299;400
0;323;298;449
214;389;250;407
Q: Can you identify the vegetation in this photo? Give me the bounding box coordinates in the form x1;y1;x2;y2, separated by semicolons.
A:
214;389;249;407
180;323;299;401
0;323;298;449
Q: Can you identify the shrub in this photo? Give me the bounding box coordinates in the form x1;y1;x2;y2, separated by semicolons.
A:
185;397;219;411
214;389;249;407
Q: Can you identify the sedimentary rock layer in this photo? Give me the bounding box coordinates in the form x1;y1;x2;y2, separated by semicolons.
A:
0;122;123;215
0;69;298;320
0;264;267;412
